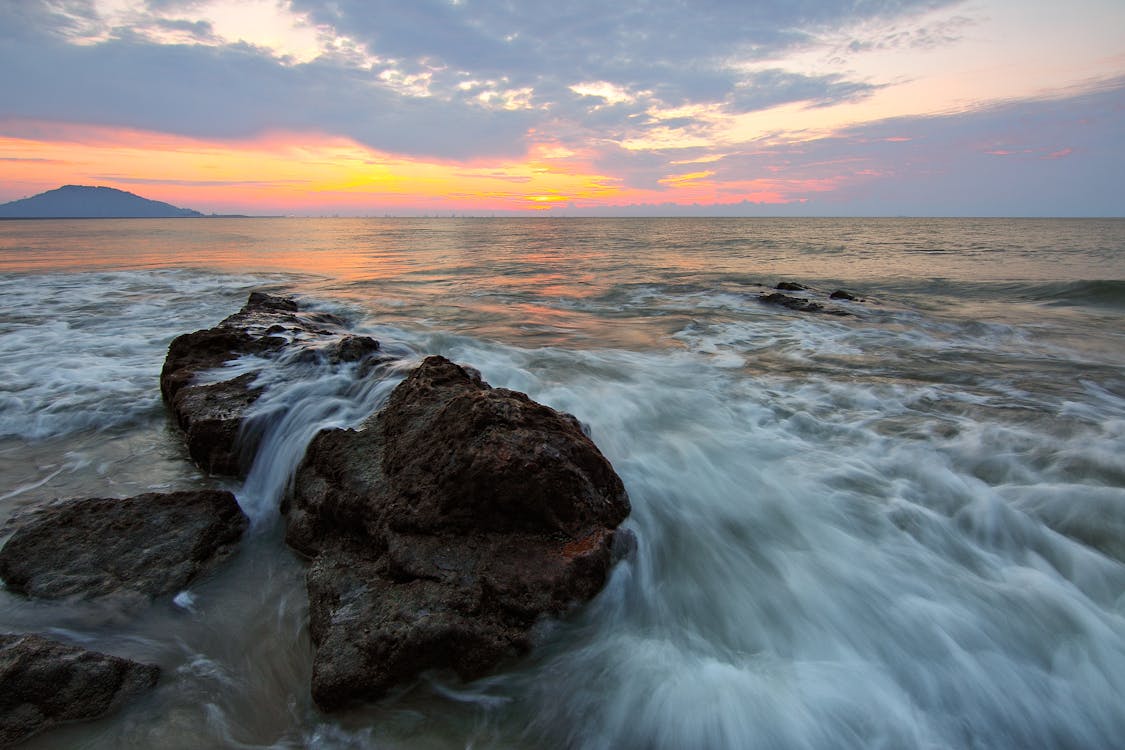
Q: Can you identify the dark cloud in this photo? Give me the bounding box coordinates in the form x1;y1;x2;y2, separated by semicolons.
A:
0;0;926;160
728;70;883;112
0;3;533;159
290;0;958;108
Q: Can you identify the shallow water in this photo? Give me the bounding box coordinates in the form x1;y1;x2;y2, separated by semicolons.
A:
1;218;1123;748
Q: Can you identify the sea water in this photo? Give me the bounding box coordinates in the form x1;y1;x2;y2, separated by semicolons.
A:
0;217;1123;748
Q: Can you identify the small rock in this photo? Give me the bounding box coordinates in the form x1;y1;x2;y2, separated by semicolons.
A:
0;490;247;601
776;281;808;292
829;289;859;301
760;292;823;313
0;633;159;747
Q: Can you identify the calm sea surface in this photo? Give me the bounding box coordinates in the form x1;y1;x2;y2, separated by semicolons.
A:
1;218;1124;748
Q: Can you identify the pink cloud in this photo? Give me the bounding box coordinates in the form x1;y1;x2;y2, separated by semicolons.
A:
1044;147;1073;159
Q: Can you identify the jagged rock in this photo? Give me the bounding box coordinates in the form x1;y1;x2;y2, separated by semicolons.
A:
0;633;159;747
161;292;382;475
0;490;247;600
286;355;631;710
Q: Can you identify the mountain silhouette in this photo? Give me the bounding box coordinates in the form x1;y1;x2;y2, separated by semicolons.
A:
0;185;204;218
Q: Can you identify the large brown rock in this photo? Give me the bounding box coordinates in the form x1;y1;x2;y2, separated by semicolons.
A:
0;490;247;600
0;633;159;747
161;292;381;475
286;356;631;710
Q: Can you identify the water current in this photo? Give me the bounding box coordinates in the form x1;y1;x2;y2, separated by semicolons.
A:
0;217;1123;748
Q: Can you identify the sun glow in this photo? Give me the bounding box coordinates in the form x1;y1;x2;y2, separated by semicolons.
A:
0;122;637;214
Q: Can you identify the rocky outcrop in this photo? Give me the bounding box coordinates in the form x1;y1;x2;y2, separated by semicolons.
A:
761;291;827;313
0;633;159;747
760;283;860;316
0;490;247;601
161;292;381;475
285;355;631;710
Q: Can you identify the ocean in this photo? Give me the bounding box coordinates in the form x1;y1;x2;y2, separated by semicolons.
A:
1;217;1123;748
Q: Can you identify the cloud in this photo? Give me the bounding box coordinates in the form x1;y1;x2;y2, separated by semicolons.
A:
2;0;1120;215
88;174;311;187
0;0;957;162
0;3;533;159
728;69;884;112
718;79;1125;215
290;0;957;109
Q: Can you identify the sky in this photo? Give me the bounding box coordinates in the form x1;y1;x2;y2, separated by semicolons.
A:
0;0;1123;216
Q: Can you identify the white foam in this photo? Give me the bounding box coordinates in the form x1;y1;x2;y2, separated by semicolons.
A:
0;270;288;440
417;334;1125;748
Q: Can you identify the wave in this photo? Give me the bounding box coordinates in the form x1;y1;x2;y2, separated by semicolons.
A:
1024;279;1125;309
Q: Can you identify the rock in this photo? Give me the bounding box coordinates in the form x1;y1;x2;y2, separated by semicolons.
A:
161;292;382;476
760;292;851;316
775;281;808;292
0;490;247;600
0;633;159;747
761;292;824;313
829;289;859;301
169;373;263;476
286;356;631;710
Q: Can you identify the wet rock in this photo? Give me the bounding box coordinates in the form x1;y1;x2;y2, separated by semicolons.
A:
760;292;851;316
0;633;159;747
161;292;382;476
829;289;859;301
169;373;263;476
760;292;824;313
330;334;382;364
286;355;631;710
0;490;247;600
775;281;809;292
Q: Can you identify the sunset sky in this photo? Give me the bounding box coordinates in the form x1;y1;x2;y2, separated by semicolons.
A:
1;0;1123;216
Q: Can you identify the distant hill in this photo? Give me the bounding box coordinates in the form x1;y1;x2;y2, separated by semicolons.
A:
0;185;205;218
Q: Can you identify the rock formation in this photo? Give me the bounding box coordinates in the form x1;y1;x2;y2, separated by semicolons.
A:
161;292;381;475
285;355;631;710
760;284;856;316
0;490;247;600
0;633;159;746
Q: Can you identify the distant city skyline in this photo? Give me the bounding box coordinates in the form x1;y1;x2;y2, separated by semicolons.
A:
1;0;1123;216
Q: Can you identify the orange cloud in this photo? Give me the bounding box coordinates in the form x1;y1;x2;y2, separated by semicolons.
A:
0;120;631;214
0;119;854;213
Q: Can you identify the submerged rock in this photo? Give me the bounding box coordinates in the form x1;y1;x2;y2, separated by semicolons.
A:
0;490;247;600
0;633;159;747
760;291;851;316
161;292;382;475
775;281;809;292
286;355;631;710
760;291;825;313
